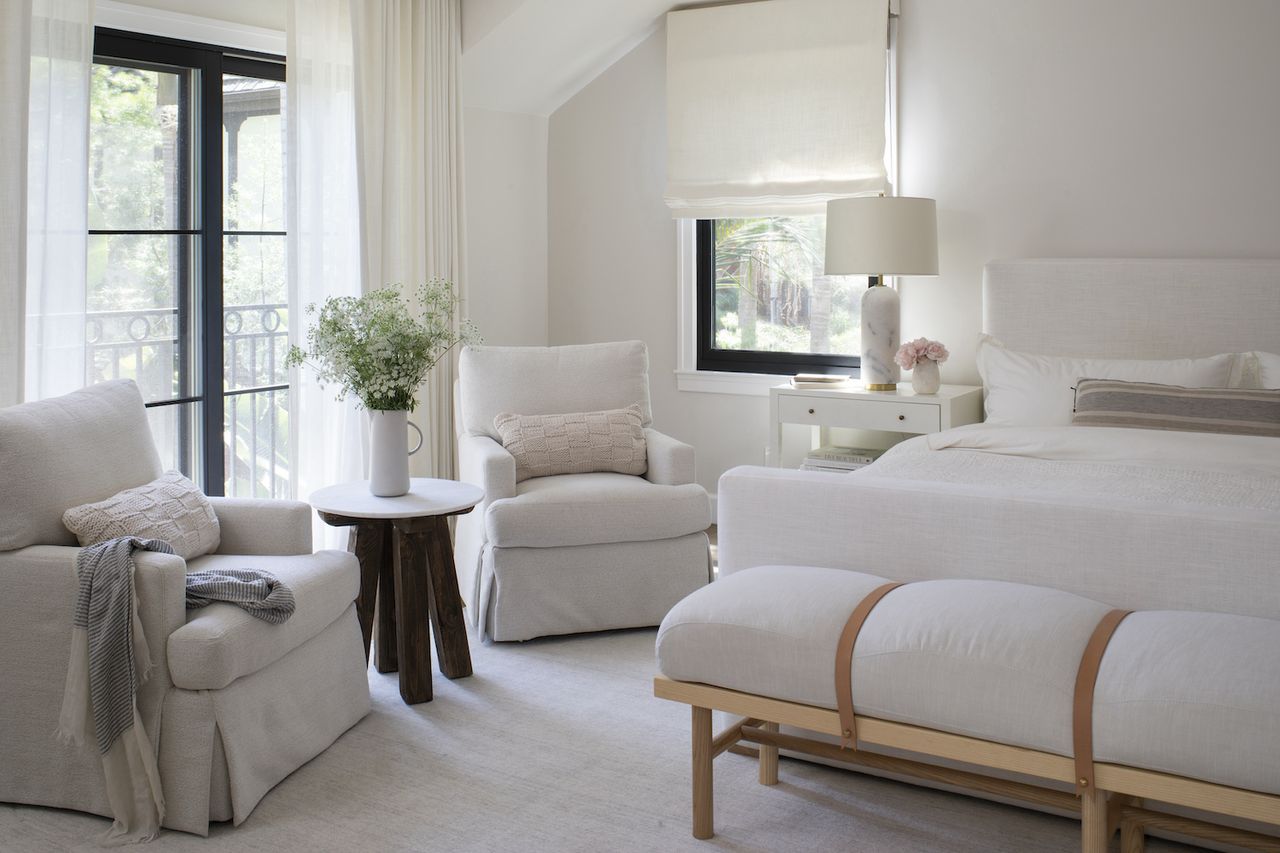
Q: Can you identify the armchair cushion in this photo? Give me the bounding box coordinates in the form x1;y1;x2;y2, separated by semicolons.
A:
494;404;647;482
485;473;710;549
167;550;358;690
458;341;652;441
0;380;162;551
62;471;220;561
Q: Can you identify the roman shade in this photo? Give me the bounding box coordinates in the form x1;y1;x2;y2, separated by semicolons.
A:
664;0;888;218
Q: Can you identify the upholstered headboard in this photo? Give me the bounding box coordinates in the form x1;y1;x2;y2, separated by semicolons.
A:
983;259;1280;359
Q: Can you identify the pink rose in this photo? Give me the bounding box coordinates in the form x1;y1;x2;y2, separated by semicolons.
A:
894;343;917;370
925;341;949;363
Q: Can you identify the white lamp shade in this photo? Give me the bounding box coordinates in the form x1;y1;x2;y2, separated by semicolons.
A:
824;196;939;276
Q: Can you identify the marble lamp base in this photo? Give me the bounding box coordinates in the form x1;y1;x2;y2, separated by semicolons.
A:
860;283;901;391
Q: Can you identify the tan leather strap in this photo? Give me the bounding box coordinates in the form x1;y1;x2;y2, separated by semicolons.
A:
1073;608;1132;793
835;582;905;750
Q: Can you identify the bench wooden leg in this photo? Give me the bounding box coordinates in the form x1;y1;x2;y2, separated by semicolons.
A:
1081;787;1109;853
758;721;779;786
692;706;714;839
1119;814;1145;853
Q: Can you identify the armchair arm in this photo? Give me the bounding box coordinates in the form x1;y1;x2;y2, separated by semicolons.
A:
644;428;695;486
459;433;517;503
0;544;187;706
209;497;313;555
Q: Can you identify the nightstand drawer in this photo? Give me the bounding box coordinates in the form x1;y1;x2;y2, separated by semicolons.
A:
777;394;942;434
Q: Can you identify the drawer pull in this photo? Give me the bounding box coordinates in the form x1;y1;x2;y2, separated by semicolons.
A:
898;414;905;421
808;408;815;415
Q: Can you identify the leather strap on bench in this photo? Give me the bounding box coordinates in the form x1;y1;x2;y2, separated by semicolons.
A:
835;582;905;750
1072;608;1132;793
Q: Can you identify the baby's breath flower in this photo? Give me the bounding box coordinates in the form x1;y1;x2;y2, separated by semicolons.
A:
285;280;481;412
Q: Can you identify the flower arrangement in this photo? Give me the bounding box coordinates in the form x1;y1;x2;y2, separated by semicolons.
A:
895;337;949;371
286;279;479;412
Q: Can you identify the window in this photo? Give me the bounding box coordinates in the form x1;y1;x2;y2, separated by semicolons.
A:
696;218;869;375
87;29;287;496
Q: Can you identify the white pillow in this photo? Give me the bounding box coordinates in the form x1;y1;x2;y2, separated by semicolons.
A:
62;471;220;561
976;335;1236;426
1256;351;1280;388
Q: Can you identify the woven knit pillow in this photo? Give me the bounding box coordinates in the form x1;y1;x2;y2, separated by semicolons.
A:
62;471;221;561
1072;379;1280;438
493;404;648;482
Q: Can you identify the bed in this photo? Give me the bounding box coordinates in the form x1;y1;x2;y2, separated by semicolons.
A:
717;258;1280;619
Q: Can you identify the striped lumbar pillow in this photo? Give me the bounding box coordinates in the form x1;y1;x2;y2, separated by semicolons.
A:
1072;379;1280;437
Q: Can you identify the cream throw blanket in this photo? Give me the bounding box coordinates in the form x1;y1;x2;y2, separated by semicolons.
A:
57;536;170;846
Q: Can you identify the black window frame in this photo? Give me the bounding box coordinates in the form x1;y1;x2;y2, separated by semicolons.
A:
91;28;285;496
695;218;865;376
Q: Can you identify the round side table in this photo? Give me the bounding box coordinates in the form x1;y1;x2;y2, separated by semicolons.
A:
311;478;483;705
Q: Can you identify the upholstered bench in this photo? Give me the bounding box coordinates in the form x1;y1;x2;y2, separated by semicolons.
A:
654;565;1280;851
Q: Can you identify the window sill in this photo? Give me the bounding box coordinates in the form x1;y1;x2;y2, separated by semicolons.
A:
675;370;790;397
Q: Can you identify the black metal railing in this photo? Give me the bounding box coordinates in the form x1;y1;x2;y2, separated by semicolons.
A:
85;303;290;498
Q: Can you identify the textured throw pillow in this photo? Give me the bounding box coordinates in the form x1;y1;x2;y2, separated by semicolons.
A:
976;335;1236;426
62;471;221;560
494;404;648;482
1072;379;1280;438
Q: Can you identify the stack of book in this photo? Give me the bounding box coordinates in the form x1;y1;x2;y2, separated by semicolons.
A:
789;373;852;389
799;445;883;474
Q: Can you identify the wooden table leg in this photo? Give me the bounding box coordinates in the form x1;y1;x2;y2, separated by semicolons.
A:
373;522;398;674
348;520;384;663
424;515;473;679
391;522;432;704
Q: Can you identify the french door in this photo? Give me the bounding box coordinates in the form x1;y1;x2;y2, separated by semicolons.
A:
88;30;288;496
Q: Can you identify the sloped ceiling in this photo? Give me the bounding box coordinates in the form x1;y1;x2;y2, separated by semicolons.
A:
462;0;720;116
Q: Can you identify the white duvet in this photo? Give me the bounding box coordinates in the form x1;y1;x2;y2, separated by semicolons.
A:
869;424;1280;513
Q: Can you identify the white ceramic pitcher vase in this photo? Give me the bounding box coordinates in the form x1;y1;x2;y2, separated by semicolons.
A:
368;410;423;497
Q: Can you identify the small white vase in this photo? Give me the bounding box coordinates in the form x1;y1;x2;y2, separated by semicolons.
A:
368;410;424;497
910;358;941;395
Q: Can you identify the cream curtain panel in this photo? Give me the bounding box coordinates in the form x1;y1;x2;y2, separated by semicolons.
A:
350;0;466;480
664;0;888;218
286;0;367;539
0;0;31;407
23;0;92;400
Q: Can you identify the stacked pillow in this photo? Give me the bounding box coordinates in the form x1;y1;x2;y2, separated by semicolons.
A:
976;336;1279;430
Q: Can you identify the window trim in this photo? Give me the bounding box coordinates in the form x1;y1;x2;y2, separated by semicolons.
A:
92;28;285;494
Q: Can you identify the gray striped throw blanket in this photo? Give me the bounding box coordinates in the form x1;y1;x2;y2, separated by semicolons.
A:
58;536;295;845
186;568;296;623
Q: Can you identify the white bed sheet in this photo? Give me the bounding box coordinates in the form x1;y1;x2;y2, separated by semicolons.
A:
716;424;1280;620
872;424;1280;515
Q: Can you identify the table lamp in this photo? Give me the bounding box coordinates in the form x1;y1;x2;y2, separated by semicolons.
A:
824;196;938;391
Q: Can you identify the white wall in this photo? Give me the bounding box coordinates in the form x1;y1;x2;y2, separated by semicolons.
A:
897;0;1280;384
464;107;549;346
548;29;773;497
546;0;1280;495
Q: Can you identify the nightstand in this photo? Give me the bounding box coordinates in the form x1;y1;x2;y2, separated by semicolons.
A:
768;383;983;467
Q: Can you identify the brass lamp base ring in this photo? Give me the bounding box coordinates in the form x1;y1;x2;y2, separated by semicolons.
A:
864;383;898;391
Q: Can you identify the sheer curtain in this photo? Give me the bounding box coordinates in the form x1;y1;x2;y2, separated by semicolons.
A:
0;0;31;407
350;0;467;480
286;0;366;541
24;0;92;400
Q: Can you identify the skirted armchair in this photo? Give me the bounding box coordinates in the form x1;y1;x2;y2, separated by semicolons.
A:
0;380;369;835
455;341;712;642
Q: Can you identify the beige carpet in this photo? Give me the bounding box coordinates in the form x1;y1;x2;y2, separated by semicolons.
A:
1;628;1196;852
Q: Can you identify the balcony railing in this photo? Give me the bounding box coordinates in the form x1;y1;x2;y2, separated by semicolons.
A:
85;303;290;498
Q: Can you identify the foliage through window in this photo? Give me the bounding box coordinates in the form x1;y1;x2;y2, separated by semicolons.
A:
697;217;868;375
88;30;287;497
